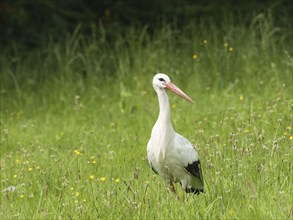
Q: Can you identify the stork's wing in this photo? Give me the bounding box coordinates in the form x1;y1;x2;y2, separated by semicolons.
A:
185;159;203;180
174;133;204;191
184;159;204;194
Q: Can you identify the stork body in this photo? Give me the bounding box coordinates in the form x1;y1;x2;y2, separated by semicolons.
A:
147;73;204;194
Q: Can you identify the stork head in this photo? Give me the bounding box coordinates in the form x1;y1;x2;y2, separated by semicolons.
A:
153;73;194;103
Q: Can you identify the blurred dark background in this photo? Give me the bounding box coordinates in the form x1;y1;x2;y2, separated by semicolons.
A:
1;0;292;49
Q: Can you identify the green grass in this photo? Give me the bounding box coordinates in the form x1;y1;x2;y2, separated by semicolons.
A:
1;10;292;219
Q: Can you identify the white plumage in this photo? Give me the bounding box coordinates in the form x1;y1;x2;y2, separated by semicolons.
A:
147;73;204;194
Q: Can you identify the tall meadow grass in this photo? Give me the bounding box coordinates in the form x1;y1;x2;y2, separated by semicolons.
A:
0;9;292;219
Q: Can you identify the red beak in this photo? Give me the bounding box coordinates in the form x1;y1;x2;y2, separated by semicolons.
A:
165;82;194;103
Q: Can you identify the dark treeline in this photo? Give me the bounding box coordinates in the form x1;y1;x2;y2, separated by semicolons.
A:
1;0;292;49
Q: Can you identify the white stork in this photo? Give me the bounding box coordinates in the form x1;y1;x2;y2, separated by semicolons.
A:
147;73;204;195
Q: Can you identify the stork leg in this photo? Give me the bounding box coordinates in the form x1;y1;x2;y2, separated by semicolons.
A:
168;183;176;194
182;191;188;202
166;182;181;201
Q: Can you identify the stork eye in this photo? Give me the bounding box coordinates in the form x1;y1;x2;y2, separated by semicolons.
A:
158;78;166;82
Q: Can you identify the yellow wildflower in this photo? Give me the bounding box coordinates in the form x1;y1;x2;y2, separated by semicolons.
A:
192;53;198;60
92;160;96;164
89;175;95;180
13;174;17;178
239;95;244;101
289;136;293;140
228;47;233;52
100;177;106;181
114;178;120;183
74;150;81;156
75;192;80;197
70;187;74;191
15;159;20;164
20;195;24;199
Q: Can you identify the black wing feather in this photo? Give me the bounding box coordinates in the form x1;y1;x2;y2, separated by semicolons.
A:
185;160;202;178
184;160;204;194
186;187;204;194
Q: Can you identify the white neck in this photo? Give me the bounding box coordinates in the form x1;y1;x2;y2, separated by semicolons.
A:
154;88;175;137
157;89;171;125
150;88;175;160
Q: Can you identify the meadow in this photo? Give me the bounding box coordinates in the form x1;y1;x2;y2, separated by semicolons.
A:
1;9;292;219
